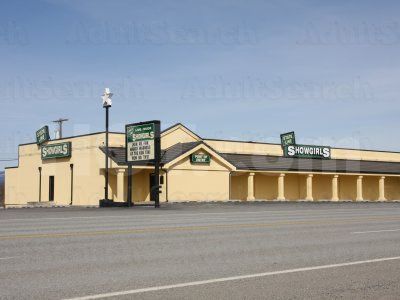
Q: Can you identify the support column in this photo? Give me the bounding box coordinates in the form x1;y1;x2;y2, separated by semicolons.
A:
378;176;386;201
246;172;255;201
356;176;363;201
306;174;313;201
116;169;125;202
277;173;285;201
331;175;339;201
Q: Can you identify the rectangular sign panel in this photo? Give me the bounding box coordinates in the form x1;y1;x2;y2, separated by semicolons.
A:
125;120;161;207
191;153;211;163
36;126;50;145
283;144;331;159
41;142;71;160
126;121;160;162
280;131;295;147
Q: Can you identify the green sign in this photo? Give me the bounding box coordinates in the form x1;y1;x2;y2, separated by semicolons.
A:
283;144;331;159
41;142;71;160
191;153;211;163
36;126;50;145
280;131;295;147
126;122;155;162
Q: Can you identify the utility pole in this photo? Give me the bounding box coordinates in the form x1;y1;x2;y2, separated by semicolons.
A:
52;118;69;139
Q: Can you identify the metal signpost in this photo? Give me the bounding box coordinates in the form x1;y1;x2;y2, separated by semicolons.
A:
125;120;161;208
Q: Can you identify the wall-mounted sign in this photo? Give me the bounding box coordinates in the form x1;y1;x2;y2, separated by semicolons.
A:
36;126;50;145
126;121;160;163
280;131;295;147
191;152;211;164
284;144;331;159
41;142;71;160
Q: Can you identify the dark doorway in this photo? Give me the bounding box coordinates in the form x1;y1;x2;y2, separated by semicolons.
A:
149;173;156;201
49;176;55;202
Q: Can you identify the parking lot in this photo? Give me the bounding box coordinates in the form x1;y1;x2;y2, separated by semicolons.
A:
1;202;400;299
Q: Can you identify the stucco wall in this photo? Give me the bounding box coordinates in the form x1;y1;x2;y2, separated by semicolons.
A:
313;175;332;200
363;176;379;201
166;148;231;201
386;177;400;200
231;174;247;200
5;133;113;206
254;174;278;200
338;175;357;201
161;126;199;149
285;174;301;200
168;169;229;201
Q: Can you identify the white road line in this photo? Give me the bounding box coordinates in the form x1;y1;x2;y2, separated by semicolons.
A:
64;256;400;300
352;229;400;234
0;257;16;260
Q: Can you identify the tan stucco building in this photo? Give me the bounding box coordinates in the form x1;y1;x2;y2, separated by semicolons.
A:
5;123;400;206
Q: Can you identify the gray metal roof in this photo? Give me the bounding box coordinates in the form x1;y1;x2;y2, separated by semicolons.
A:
161;142;201;164
100;141;201;166
221;153;400;175
101;142;400;174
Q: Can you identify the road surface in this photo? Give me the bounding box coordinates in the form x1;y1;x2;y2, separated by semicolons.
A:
0;202;399;299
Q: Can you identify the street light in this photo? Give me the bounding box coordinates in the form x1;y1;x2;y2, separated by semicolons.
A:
101;88;113;206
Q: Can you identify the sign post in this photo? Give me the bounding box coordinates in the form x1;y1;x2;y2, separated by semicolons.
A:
125;120;161;208
127;164;132;207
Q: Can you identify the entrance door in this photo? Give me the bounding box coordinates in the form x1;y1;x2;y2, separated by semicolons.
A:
49;176;55;202
149;173;156;201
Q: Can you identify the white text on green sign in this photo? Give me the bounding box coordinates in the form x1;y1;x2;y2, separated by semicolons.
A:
284;144;331;159
36;126;50;145
280;131;295;147
191;153;211;163
126;123;155;162
41;142;71;160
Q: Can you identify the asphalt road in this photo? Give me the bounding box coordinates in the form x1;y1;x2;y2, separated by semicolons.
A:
0;202;400;299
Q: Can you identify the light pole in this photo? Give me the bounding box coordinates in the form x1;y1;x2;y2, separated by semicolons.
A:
102;88;113;206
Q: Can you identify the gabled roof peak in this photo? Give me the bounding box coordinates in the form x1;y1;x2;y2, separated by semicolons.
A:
161;123;202;141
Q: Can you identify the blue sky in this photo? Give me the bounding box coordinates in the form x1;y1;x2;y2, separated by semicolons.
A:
1;0;400;169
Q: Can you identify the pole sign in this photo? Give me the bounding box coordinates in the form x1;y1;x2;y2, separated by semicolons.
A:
125;120;161;208
36;126;50;145
191;152;211;164
280;131;295;147
126;121;159;162
41;142;71;160
283;144;331;159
